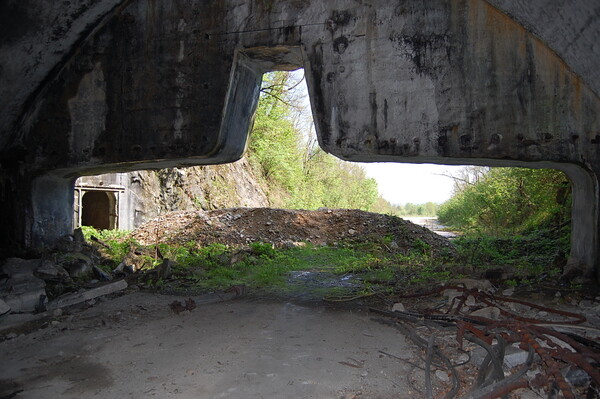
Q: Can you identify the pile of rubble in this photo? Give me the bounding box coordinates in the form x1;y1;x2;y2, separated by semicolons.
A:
372;279;600;398
130;207;453;255
0;232;127;320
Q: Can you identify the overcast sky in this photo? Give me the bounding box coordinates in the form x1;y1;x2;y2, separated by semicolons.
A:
361;163;465;205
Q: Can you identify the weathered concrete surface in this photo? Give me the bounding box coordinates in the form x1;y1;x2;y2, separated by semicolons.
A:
0;0;599;279
0;294;413;398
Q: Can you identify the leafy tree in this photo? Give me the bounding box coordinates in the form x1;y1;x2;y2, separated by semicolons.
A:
248;72;304;193
437;167;571;236
247;72;380;211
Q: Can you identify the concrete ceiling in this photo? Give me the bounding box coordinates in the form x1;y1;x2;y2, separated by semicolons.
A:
1;0;599;143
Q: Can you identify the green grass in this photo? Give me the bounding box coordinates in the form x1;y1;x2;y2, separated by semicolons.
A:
80;226;137;268
158;241;452;293
83;230;448;294
450;229;566;285
82;225;565;296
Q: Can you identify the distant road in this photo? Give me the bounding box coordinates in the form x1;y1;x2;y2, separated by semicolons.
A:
403;216;458;239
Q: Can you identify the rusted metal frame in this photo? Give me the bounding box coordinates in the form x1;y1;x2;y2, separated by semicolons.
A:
561;330;600;352
456;320;493;347
476;292;586;325
478;322;598;397
369;307;457;327
553;348;600;388
523;329;577;399
463;334;506;389
372;295;596;398
467;378;529;399
531;324;600;360
393;284;584;324
390;285;448;299
449;288;481;316
529;324;600;388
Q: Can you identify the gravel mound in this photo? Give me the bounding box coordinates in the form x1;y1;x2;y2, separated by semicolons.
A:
130;208;453;255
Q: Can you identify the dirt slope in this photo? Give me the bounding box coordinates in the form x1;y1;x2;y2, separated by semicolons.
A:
130;208;453;254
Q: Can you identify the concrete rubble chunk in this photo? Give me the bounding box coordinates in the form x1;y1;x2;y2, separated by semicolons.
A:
121;252;147;272
47;279;128;310
93;266;112;281
443;289;462;304
465;295;477;307
35;259;70;281
156;259;172;280
565;368;590;387
448;278;494;293
1;258;47;313
73;228;85;243
391;302;405;312
503;344;531;369
469;306;501;320
435;370;450;382
113;261;134;275
63;252;93;278
2;258;40;276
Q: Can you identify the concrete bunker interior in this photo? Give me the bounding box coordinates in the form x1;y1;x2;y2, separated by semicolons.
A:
1;1;600;397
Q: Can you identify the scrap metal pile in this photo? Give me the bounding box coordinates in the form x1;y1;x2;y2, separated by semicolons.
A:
370;284;599;399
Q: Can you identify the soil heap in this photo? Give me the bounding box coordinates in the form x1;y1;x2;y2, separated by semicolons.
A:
130;208;453;255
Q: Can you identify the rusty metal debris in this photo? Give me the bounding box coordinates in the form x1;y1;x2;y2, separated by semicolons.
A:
370;285;600;398
168;285;246;314
169;298;196;314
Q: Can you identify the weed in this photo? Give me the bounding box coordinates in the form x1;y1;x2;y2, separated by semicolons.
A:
451;230;566;280
81;226;137;266
411;238;431;255
249;241;277;258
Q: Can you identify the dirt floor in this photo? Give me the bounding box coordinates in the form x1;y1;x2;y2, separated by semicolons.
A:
0;292;424;399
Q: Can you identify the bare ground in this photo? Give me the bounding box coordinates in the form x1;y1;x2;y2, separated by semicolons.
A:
0;292;424;399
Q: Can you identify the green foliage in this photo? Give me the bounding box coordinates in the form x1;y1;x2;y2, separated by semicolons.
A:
81;225;130;242
249;241;276;258
411;238;431;255
248;72;379;211
452;230;566;279
124;238;448;294
434;166;571;282
395;202;440;217
438;167;571;236
81;226;135;264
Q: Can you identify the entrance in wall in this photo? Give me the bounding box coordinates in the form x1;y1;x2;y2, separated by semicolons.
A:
78;190;119;230
81;191;112;229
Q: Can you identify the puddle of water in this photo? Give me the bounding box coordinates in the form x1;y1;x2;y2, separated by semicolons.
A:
287;271;361;289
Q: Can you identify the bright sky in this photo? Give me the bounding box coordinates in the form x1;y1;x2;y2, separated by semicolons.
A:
361;163;465;205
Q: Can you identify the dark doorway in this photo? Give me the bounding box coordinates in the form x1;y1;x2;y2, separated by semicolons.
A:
81;191;111;229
